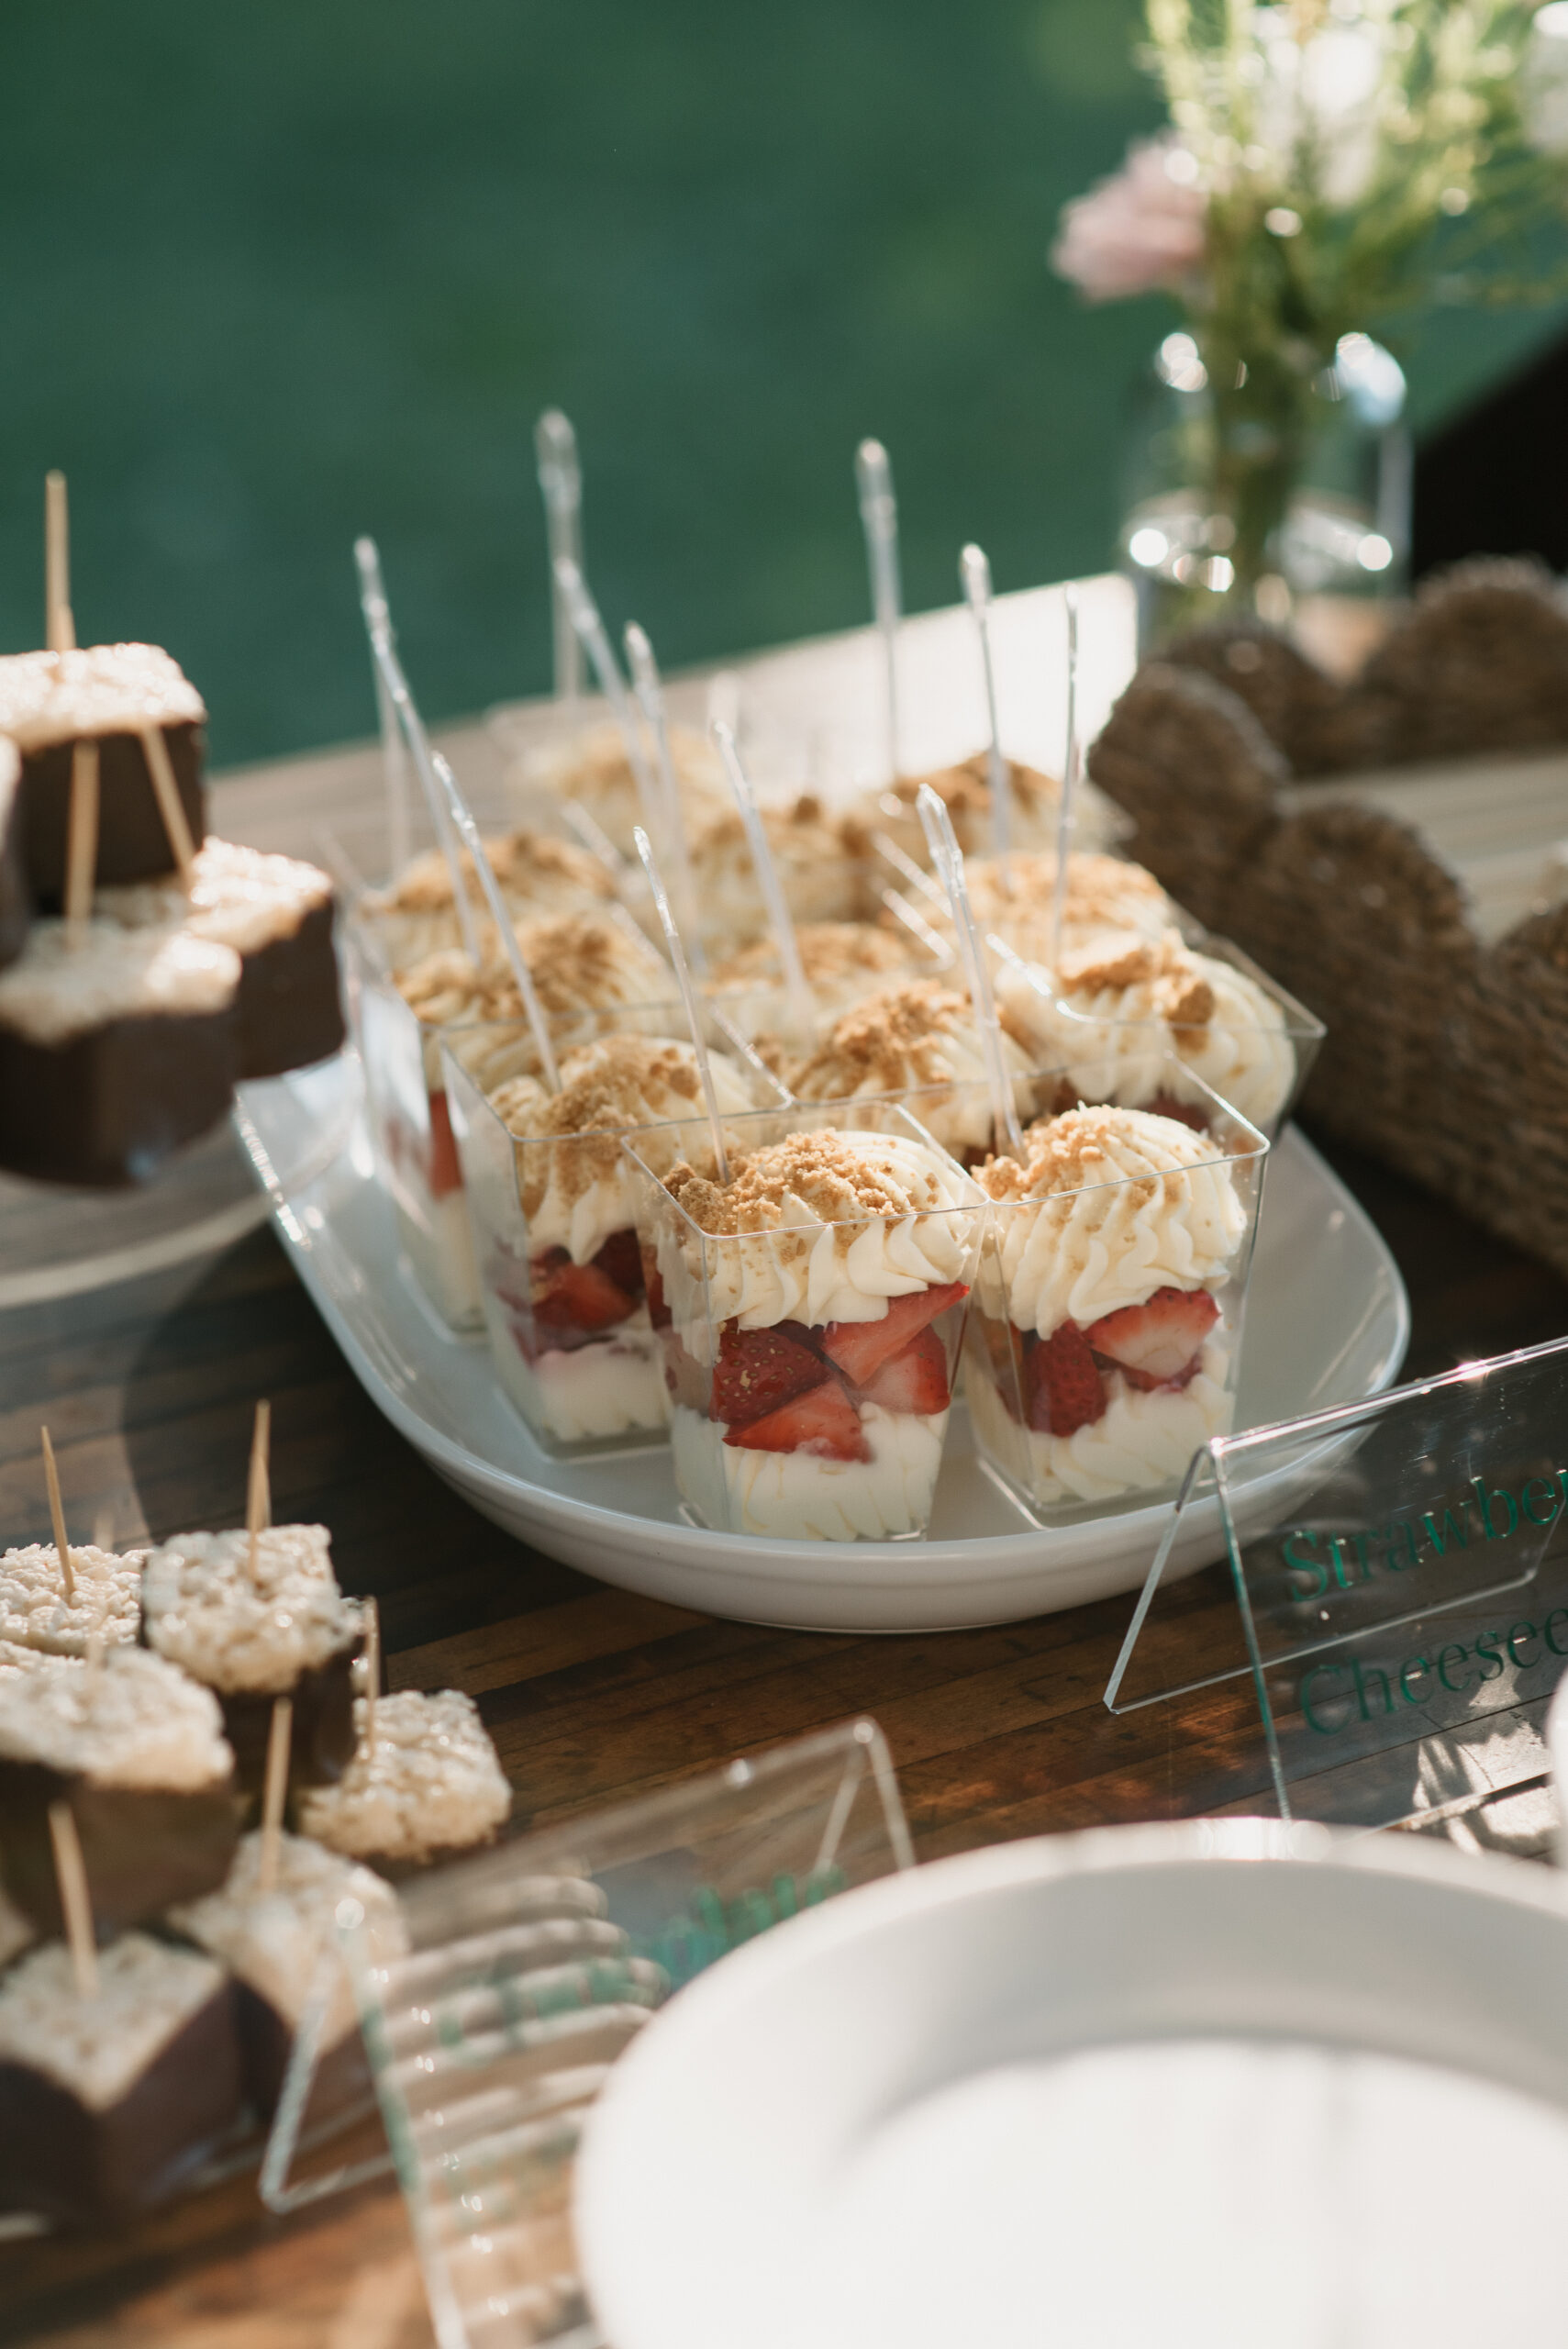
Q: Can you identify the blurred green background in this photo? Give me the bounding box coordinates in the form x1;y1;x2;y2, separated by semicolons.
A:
4;0;1562;769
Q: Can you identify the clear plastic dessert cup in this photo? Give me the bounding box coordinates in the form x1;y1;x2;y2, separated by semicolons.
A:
625;1101;987;1543
962;1067;1269;1526
342;905;681;1331
442;1008;789;1459
994;930;1324;1137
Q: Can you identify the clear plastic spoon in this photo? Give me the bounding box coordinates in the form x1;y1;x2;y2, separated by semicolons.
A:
633;826;730;1185
855;439;902;783
960;543;1011;897
551;556;663;845
535;410;584;704
624;621;705;972
354;538;412;877
429;750;559;1091
712;719;813;1037
1050;584;1081;978
365;622;484;968
916;785;1025;1161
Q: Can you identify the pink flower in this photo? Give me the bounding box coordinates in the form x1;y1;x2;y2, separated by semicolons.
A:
1051;138;1207;304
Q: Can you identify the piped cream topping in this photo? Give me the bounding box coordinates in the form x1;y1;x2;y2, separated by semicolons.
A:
395;912;671;1025
0;645;206;751
519;719;728;854
0;1932;227;2112
141;1525;362;1696
0;919;239;1044
361;829;613;967
96;837;333;958
977;1104;1250;1334
708;921;915;994
0;1542;142;1657
297;1691;511;1865
0;1647;231;1788
171;1829;404;2038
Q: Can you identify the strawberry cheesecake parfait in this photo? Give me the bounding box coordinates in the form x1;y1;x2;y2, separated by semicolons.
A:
963;1079;1266;1520
992;920;1323;1135
627;1104;986;1542
346;902;679;1329
442;1009;787;1456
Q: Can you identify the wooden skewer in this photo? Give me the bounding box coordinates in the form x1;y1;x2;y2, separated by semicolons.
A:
246;1399;271;1585
257;1696;293;1897
48;1803;98;2000
139;723;196;883
39;1426;74;1605
45;472;75;655
361;1595;381;1756
63;740;99;942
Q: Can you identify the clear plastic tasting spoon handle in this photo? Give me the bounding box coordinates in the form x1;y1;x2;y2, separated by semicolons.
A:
354;537;412;877
634;826;730;1185
552;556;663;846
535;409;584;704
713;719;813;1036
916;785;1025;1161
856;438;902;782
430;751;559;1091
366;618;484;971
625;621;705;974
1051;584;1080;977
961;542;1011;888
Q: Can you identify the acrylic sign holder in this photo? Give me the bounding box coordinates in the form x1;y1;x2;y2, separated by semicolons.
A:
1106;1335;1568;1830
261;1718;911;2345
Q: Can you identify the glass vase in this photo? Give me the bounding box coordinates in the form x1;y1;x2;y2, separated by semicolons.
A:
1119;328;1409;654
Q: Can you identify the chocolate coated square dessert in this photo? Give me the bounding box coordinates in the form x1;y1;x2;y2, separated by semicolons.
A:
0;1934;241;2226
0;740;28;972
0;1648;239;1937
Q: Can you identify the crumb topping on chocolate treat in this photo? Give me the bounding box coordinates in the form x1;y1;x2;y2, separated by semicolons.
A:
0;1543;143;1658
667;1127;959;1236
298;1690;510;1865
709;921;913;990
0;1932;226;2112
395;913;667;1024
171;1829;403;2036
97;839;333;959
141;1525;362;1696
978;1103;1218;1203
0;1647;231;1789
0;920;240;1045
0;645;206;751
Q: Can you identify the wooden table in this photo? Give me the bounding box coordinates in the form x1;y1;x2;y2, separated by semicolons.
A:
6;602;1568;2345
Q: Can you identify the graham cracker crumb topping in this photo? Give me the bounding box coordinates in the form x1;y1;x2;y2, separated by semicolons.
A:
785;980;973;1095
979;1103;1213;1203
667;1128;950;1238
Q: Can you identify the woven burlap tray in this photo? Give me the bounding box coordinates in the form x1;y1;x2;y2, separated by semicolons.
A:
1087;561;1568;1278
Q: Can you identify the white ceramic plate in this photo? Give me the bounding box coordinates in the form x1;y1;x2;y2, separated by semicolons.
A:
575;1821;1568;2349
246;1057;1409;1632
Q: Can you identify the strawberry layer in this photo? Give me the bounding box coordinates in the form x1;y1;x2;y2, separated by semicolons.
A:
966;1336;1235;1508
672;1401;949;1542
487;1313;668;1447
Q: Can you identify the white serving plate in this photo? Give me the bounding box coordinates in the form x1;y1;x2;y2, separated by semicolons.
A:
575;1820;1568;2349
244;1056;1408;1633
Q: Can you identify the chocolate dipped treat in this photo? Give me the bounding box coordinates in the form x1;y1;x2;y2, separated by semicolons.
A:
0;1649;239;1938
98;837;344;1077
171;1828;403;2118
298;1689;511;1878
0;740;28;971
0;918;241;1186
0;1541;142;1660
0;645;207;902
0;1934;240;2226
141;1524;365;1792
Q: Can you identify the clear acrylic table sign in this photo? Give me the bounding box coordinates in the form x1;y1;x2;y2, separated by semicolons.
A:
261;1716;912;2345
1105;1336;1568;1831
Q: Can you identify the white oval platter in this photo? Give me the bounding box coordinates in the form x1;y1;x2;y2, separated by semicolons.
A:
241;1056;1409;1633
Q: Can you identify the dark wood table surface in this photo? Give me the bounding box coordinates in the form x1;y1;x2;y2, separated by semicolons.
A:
6;672;1568;2343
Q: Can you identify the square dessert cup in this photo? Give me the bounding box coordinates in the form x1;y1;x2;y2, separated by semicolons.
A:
441;1006;790;1460
342;901;681;1332
702;894;957;1061
962;1061;1269;1529
625;1100;987;1543
993;931;1324;1139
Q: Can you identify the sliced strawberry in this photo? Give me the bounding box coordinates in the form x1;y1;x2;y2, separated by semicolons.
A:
529;1247;637;1337
428;1088;462;1197
592;1226;646;1299
1084;1286;1218;1387
1145;1092;1211;1136
1024;1320;1106;1437
820;1282;969;1387
725;1377;871;1461
711;1321;826;1430
858;1325;950;1417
